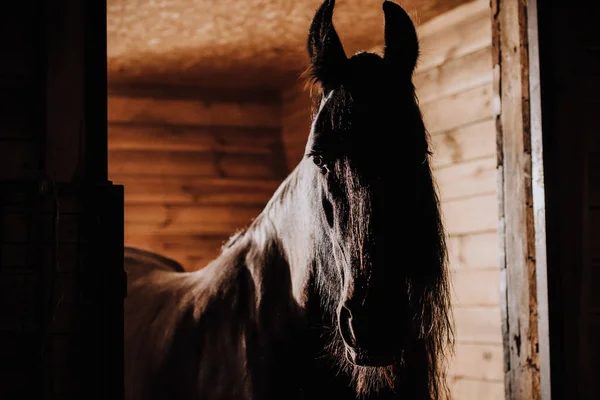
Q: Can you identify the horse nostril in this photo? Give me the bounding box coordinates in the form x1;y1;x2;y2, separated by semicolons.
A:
338;305;357;348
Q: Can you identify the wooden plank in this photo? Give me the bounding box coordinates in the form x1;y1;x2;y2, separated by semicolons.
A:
449;343;504;381
124;234;228;257
111;176;281;206
108;83;280;104
442;194;498;236
108;150;287;180
451;269;501;307
447;232;499;270
108;95;280;128
123;204;262;227
417;9;491;73
431;119;496;168
454;307;503;344
416;0;489;38
421;83;493;135
492;0;541;398
435;156;496;201
108;123;282;154
449;377;505;400
124;221;250;237
415;46;493;104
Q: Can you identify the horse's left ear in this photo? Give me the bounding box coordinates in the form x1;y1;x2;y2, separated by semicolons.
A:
382;1;419;76
307;0;348;90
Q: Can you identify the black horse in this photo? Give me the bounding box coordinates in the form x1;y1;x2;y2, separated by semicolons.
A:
124;1;454;399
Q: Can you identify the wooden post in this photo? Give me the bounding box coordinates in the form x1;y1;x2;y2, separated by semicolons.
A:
492;0;549;399
0;0;124;398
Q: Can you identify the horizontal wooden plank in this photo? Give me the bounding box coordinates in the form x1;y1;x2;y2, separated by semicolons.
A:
108;95;281;128
448;232;499;270
430;119;496;168
422;83;493;135
451;269;501;306
111;176;281;205
124;221;250;237
435;156;497;201
449;343;504;381
417;8;492;73
108;123;282;154
442;194;499;236
108;150;287;180
108;83;280;104
124;204;262;226
416;0;489;39
453;307;503;344
415;46;492;104
449;377;504;400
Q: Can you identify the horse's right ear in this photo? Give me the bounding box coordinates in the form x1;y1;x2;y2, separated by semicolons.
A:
307;0;348;91
382;1;419;77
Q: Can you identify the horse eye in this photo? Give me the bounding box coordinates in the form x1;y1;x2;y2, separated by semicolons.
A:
312;156;324;167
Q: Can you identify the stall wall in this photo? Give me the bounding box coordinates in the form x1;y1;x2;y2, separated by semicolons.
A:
281;1;503;398
107;86;287;270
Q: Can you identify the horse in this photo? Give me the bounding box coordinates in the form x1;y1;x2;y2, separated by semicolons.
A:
123;0;454;399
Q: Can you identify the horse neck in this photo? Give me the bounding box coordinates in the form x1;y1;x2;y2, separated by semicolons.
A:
233;163;325;311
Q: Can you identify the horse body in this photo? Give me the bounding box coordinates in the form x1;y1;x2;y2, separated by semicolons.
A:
124;1;454;399
123;177;360;400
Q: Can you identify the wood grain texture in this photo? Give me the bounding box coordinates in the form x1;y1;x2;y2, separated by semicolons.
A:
113;176;280;205
492;0;541;398
108;88;288;270
109;95;281;127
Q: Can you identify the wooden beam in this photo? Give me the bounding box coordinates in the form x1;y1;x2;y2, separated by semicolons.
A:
492;0;545;398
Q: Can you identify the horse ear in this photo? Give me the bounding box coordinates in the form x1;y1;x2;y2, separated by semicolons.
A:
382;1;419;76
307;0;348;90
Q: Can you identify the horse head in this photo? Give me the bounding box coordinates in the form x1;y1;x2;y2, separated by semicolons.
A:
297;0;453;393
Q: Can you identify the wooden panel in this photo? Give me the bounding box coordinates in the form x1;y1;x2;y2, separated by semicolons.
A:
448;232;499;270
281;81;312;169
108;150;286;180
492;0;541;397
454;307;503;344
449;378;504;400
449;343;504;381
108;124;282;154
435;156;496;201
124;234;228;257
451;269;501;306
125;221;252;237
421;83;493;135
113;176;280;206
0;140;39;180
417;7;492;72
415;46;492;104
431;119;496;168
108;95;280;128
442;194;498;236
123;204;262;227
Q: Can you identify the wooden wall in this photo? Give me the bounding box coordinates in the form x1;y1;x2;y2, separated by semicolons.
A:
281;1;503;399
107;86;287;270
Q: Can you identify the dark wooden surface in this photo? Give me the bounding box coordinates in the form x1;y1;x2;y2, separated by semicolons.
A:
492;0;541;398
536;1;600;399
